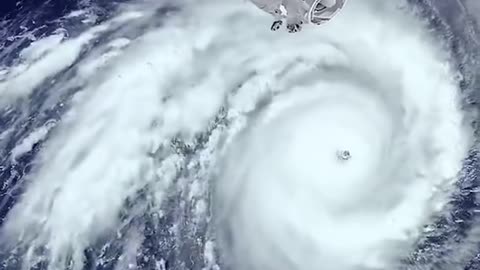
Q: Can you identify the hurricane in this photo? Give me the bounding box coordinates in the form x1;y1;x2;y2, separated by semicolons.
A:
0;0;479;270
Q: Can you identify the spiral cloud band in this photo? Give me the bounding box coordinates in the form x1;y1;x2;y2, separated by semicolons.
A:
214;1;470;269
0;0;473;269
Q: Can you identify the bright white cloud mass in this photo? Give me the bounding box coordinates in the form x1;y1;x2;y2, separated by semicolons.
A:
0;0;476;270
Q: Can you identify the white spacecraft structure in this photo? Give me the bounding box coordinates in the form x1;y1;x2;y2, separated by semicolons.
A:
308;0;346;25
249;0;347;32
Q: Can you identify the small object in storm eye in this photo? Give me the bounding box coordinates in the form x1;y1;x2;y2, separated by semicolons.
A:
337;149;351;161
